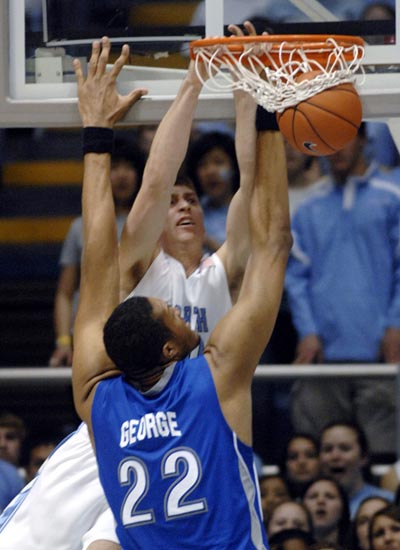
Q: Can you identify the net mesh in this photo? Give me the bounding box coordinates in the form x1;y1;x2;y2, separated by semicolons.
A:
192;37;365;112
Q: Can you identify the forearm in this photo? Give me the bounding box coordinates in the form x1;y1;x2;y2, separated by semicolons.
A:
142;67;203;188
81;153;119;291
54;291;73;340
233;89;257;189
220;92;256;284
49;292;74;367
250;131;291;250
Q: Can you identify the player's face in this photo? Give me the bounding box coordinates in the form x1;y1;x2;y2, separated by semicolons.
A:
111;160;139;207
196;147;234;204
303;479;343;533
371;515;400;550
0;427;22;465
161;185;204;249
286;436;320;483
319;425;366;493
149;298;200;358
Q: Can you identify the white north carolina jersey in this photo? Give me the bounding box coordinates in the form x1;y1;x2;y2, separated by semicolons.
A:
0;250;232;549
128;250;232;347
0;423;114;550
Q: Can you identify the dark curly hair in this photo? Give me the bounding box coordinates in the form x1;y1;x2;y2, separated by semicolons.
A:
103;296;172;380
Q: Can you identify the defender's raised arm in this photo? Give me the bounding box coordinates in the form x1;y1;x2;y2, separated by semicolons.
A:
72;38;147;425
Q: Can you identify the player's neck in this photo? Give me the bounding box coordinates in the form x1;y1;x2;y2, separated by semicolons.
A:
129;366;168;393
167;241;203;277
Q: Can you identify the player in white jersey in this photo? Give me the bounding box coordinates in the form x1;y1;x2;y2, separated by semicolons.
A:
0;23;262;550
130;245;232;347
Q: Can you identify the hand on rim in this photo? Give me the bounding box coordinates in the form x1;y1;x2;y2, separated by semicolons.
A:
227;21;267;77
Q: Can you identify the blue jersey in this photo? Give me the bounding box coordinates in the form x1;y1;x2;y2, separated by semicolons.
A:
92;355;268;550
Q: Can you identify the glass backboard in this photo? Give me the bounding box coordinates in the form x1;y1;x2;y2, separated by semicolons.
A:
1;0;400;131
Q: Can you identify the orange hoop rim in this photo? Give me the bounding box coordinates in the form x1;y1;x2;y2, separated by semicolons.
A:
190;34;365;64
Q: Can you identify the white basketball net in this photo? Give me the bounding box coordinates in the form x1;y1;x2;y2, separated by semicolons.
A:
192;37;365;113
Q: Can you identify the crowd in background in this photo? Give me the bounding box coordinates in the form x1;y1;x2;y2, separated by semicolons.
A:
2;1;400;548
3;408;400;549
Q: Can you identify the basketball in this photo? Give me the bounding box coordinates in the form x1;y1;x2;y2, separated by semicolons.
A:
276;71;363;156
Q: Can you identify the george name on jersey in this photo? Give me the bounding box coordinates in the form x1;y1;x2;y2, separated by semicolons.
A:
120;411;181;448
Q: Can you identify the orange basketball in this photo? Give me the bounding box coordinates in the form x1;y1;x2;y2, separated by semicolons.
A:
276;72;363;156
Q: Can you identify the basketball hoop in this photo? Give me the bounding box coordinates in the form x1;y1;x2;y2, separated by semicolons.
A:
189;35;365;112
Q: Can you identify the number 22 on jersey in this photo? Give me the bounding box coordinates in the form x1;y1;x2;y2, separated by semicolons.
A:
119;446;208;527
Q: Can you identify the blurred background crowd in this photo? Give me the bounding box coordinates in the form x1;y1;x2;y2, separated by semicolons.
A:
2;2;400;548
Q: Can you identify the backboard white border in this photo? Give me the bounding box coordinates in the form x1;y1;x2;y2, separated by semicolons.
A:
1;0;400;128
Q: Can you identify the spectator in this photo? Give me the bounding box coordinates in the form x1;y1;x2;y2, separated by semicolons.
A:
259;473;291;523
319;422;394;518
361;2;396;45
352;496;392;550
0;412;26;471
25;438;57;483
303;475;352;548
0;459;24;513
135;124;158;156
49;137;146;367
267;500;314;538
281;433;321;500
285;141;325;217
362;2;398;170
369;503;400;550
268;528;315;550
186;131;239;252
285;124;400;457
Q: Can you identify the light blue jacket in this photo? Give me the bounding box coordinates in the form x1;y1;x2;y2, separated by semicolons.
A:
285;164;400;361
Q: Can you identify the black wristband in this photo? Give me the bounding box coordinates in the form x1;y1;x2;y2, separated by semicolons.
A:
82;127;114;155
256;105;280;132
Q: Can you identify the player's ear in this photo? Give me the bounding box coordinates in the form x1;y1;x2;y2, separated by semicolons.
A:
162;340;179;361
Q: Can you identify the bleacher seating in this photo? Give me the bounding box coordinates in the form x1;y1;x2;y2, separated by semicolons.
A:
0;130;83;365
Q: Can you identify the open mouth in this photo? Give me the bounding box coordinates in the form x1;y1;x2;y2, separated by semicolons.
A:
177;219;194;227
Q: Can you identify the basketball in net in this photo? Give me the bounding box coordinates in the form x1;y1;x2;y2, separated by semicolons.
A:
189;34;365;156
276;71;363;156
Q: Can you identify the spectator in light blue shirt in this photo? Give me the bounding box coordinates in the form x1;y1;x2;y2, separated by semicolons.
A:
0;459;24;513
285;124;400;457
